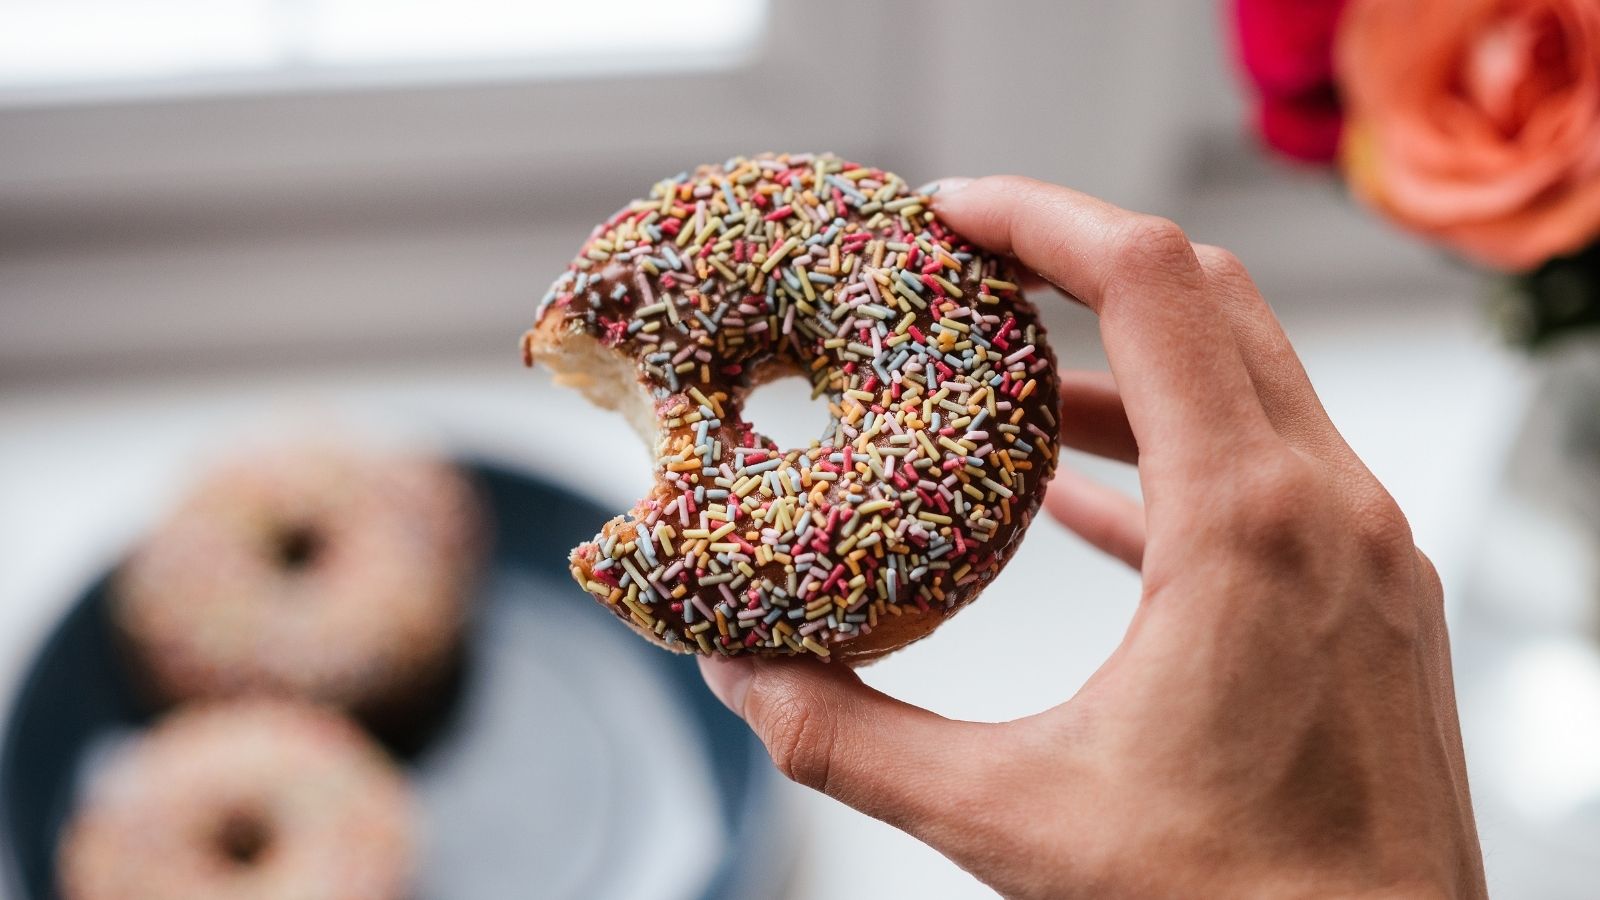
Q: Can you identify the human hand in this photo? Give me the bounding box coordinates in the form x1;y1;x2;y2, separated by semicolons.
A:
697;176;1486;899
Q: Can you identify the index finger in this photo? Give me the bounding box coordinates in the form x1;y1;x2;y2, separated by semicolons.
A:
934;176;1275;474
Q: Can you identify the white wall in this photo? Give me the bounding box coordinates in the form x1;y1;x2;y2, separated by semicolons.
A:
0;0;1472;383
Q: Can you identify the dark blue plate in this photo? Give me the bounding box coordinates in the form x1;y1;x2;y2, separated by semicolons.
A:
1;461;784;900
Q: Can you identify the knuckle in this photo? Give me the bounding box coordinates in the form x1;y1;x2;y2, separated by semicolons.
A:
1348;488;1420;577
755;688;837;793
1234;450;1319;520
1406;548;1445;618
1219;451;1324;563
1410;548;1448;627
1364;544;1442;652
1412;546;1442;593
1108;215;1199;282
1194;244;1252;286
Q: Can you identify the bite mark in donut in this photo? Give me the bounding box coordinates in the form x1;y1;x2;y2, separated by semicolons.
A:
525;153;1060;662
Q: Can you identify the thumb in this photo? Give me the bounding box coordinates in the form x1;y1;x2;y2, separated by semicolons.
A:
698;655;1002;837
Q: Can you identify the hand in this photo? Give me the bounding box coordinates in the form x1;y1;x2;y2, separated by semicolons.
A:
697;176;1486;899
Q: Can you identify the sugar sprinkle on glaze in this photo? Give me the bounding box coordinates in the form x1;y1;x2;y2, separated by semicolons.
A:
526;153;1059;661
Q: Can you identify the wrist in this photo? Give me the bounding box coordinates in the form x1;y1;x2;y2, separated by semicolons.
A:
1225;844;1485;900
1089;826;1485;900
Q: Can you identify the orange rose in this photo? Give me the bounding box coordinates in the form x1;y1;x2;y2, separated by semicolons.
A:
1337;0;1600;271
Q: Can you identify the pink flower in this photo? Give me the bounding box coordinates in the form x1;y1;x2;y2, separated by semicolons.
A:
1338;0;1600;271
1230;0;1350;162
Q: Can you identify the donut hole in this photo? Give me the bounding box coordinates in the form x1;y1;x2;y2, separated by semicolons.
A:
273;524;324;572
213;809;273;867
742;374;834;451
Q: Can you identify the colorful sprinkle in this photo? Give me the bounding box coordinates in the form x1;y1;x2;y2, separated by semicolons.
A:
526;153;1059;659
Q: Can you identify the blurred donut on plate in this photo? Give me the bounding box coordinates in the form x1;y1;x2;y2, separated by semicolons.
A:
57;700;416;900
112;442;484;724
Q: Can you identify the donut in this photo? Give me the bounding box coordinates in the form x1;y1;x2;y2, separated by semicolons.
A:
523;152;1059;662
57;700;415;900
113;443;483;721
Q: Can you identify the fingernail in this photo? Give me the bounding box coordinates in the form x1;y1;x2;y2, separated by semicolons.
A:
698;655;755;717
916;177;973;198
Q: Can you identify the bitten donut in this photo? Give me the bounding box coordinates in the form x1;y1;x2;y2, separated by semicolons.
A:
113;443;483;720
57;701;415;900
524;153;1059;662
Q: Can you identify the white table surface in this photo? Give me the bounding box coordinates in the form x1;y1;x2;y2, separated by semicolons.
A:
0;295;1534;898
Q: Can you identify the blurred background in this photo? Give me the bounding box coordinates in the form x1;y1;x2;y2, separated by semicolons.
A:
1;0;1595;897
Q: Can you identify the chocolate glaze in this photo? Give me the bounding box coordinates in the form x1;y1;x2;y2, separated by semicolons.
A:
526;153;1059;662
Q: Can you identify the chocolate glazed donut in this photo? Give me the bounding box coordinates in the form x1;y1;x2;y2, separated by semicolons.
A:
525;153;1059;663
